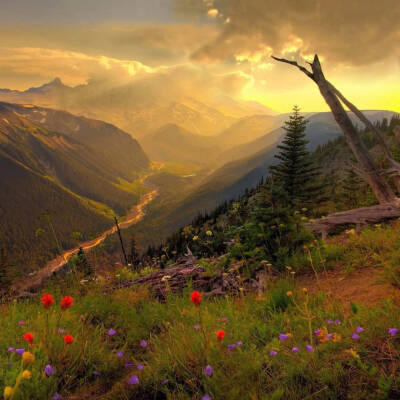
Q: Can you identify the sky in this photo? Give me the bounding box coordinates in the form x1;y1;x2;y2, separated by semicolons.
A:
0;0;399;113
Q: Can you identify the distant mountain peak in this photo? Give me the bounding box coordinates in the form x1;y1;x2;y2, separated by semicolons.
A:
25;77;68;93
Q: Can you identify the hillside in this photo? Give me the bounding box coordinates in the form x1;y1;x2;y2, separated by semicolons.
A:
0;102;150;277
140;124;222;165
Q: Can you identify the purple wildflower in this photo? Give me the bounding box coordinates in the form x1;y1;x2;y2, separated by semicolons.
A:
356;326;364;333
18;320;25;326
108;328;116;336
52;393;63;400
137;364;143;371
125;361;134;369
116;351;124;358
269;349;278;356
202;395;212;400
314;329;321;336
306;345;314;353
8;347;15;353
388;328;398;336
129;375;139;385
44;365;54;377
279;333;288;341
221;317;229;322
162;379;169;385
292;347;299;353
58;328;66;334
16;348;25;355
327;333;333;340
140;340;147;348
334;320;341;325
227;344;236;351
352;333;360;340
93;371;101;376
204;365;213;377
328;319;333;325
193;325;201;330
236;341;243;347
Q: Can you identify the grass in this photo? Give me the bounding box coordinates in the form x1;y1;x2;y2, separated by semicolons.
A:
1;225;400;399
159;162;204;177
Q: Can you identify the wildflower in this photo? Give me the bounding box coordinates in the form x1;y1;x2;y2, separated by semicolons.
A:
108;328;116;336
193;324;201;330
116;351;124;358
3;387;13;399
93;371;101;376
286;291;293;297
24;332;34;344
16;348;25;355
63;334;74;344
44;364;54;377
162;379;169;385
41;293;54;308
345;348;360;359
236;341;243;347
388;328;398;336
22;351;35;365
22;370;32;380
302;287;308;294
327;333;333;340
52;393;63;400
129;375;139;385
216;330;226;341
328;319;333;325
137;364;144;371
292;347;299;353
161;275;171;282
140;340;147;348
6;362;13;367
221;317;229;322
352;333;360;340
58;328;66;334
204;365;213;377
279;333;288;341
334;320;341;325
314;329;321;336
18;320;25;326
8;347;15;353
193;236;199;241
306;345;314;353
190;290;202;306
269;349;277;356
206;230;212;236
202;395;212;400
227;344;236;351
125;361;134;369
60;296;73;310
355;326;364;333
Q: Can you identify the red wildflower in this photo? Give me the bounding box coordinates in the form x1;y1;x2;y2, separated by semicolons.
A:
190;291;202;306
24;332;34;344
41;293;54;308
61;296;73;310
216;330;226;341
63;334;74;344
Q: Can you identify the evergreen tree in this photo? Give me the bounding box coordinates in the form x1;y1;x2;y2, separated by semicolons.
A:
270;105;323;207
76;247;93;276
128;236;140;270
341;169;363;208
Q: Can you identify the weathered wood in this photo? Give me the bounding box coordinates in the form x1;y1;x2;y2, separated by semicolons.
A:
307;203;400;235
272;54;398;205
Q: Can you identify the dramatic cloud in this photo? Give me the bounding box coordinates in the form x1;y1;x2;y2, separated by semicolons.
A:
176;0;400;66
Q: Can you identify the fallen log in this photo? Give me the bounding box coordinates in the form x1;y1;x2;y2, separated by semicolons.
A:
307;202;400;238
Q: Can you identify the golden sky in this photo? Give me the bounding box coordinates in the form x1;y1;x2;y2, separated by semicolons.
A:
1;0;399;113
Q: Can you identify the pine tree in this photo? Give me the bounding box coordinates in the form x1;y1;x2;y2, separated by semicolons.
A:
341;169;363;208
270;105;323;207
128;236;140;270
76;247;93;276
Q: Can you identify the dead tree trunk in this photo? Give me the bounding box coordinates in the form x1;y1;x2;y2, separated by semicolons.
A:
271;54;400;234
